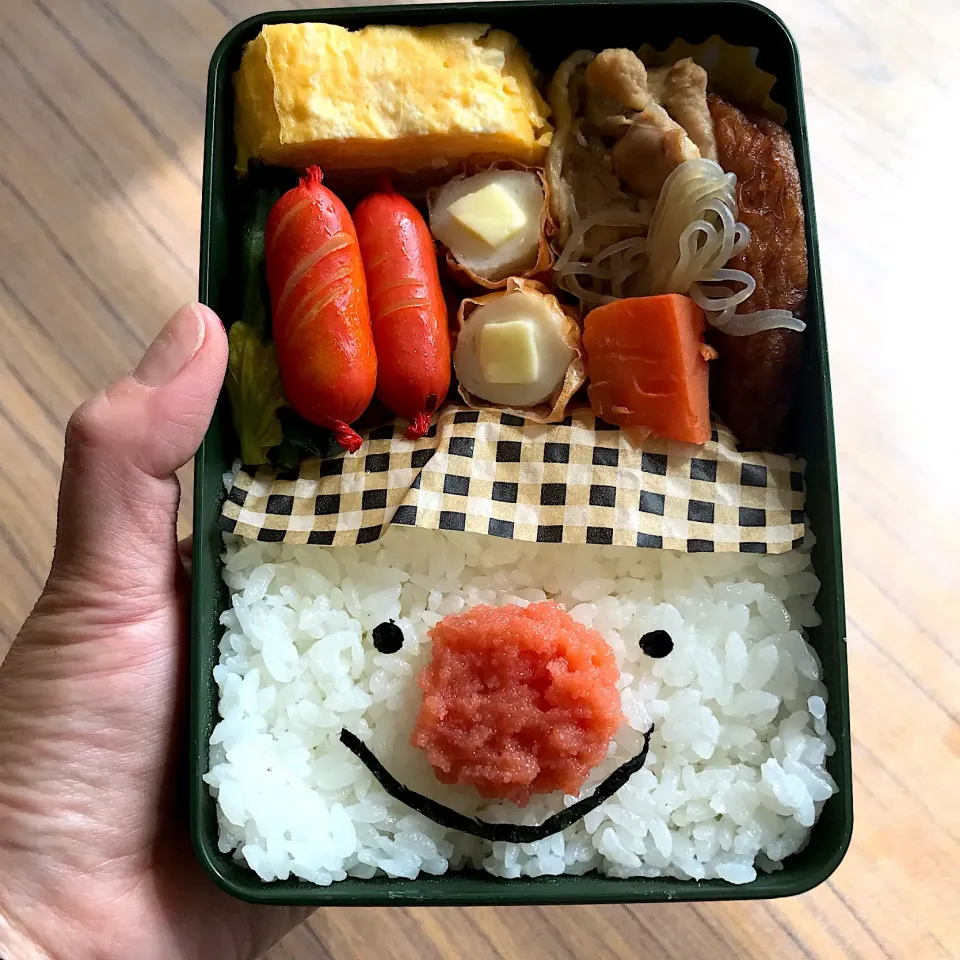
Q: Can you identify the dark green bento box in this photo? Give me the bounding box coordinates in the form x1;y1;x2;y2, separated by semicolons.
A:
191;0;852;906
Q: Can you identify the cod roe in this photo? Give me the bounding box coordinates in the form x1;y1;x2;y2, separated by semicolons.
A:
411;601;623;806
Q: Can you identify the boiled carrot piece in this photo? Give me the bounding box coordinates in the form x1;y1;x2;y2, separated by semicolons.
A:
582;294;714;444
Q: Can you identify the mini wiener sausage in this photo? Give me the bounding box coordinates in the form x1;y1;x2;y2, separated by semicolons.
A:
265;166;376;453
353;180;451;439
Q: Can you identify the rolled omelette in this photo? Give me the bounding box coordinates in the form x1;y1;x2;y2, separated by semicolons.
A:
234;23;553;174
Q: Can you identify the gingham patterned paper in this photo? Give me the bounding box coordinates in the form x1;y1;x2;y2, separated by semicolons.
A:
220;405;805;553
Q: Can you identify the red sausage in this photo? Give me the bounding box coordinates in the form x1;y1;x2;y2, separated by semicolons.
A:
353;180;451;439
265;166;376;453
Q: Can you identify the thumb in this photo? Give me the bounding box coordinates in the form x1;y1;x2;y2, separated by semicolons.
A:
49;302;227;600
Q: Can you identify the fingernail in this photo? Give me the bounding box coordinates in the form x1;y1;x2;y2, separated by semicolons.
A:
133;303;206;387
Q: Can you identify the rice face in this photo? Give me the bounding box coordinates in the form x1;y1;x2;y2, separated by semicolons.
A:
205;527;836;885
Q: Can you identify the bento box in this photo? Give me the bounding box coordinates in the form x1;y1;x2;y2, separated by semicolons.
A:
191;0;852;906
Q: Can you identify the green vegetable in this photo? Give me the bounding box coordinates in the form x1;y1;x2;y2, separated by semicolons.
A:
227;169;306;465
226;321;287;465
238;174;289;341
273;410;336;471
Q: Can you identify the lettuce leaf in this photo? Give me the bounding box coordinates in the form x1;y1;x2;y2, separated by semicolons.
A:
226;321;287;465
238;166;295;340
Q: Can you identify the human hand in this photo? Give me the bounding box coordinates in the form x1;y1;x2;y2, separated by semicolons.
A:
0;304;309;960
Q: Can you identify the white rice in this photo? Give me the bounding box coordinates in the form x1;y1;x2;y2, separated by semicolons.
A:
205;526;837;886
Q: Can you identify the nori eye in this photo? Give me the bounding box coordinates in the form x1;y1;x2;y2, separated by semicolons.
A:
639;629;673;658
372;620;404;654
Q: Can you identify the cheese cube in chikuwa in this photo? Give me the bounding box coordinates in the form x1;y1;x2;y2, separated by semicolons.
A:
479;319;540;384
234;23;553;173
447;183;530;247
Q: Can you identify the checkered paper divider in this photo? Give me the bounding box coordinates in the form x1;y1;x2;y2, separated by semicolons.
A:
220;406;805;553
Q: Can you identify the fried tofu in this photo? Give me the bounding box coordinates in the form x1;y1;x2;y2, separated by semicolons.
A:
707;95;808;452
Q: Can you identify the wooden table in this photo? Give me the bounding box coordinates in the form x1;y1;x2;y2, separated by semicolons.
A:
0;0;956;957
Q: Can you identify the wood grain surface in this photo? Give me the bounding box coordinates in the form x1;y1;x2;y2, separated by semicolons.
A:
0;1;957;957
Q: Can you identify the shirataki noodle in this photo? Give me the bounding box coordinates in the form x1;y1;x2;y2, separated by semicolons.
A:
554;157;806;334
646;159;806;335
